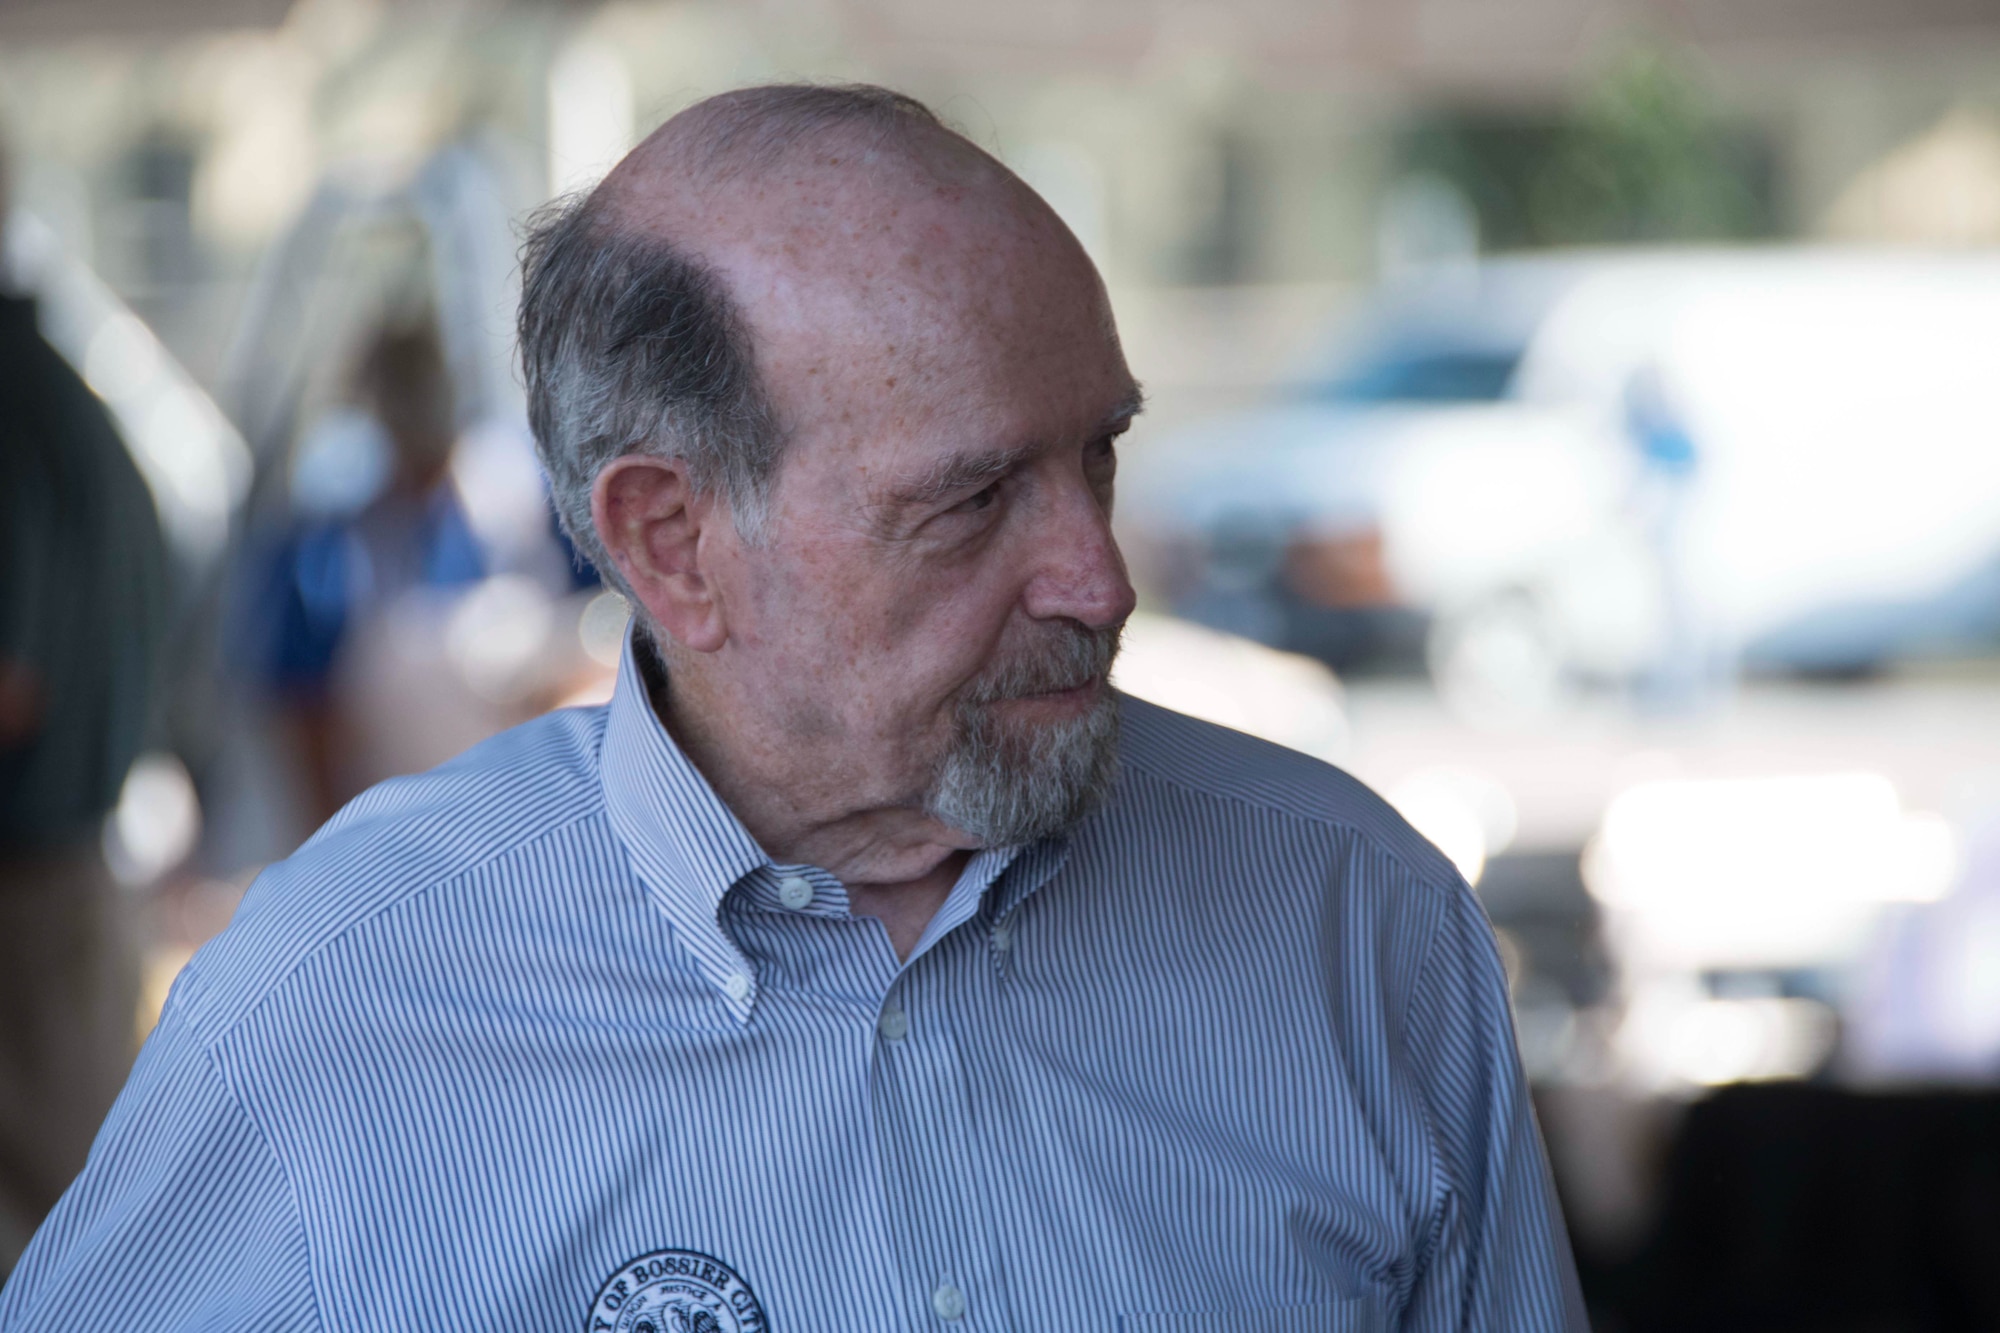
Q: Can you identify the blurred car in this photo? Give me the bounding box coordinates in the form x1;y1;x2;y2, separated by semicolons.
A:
1125;250;2000;718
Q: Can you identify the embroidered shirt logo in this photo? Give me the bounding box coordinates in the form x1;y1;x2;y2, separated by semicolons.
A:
587;1248;769;1333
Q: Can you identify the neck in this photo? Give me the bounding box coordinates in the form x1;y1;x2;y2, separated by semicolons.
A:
643;641;978;955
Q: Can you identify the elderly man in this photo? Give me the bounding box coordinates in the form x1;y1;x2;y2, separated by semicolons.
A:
1;86;1583;1331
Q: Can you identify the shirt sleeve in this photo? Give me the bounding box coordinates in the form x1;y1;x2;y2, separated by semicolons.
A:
0;986;322;1332
1399;880;1589;1332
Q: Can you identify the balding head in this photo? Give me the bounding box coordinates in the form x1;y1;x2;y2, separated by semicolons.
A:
598;82;956;211
520;83;1104;585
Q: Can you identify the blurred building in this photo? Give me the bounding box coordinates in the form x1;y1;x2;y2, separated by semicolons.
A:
6;0;2000;406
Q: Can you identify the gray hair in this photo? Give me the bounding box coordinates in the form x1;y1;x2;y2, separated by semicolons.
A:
926;621;1122;845
516;83;949;591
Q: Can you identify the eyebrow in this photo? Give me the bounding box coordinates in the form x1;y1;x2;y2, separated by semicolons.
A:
882;387;1147;510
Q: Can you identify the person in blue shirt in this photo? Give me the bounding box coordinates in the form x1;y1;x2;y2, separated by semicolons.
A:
2;84;1586;1331
247;317;485;823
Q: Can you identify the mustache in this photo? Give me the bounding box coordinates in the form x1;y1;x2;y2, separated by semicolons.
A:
961;622;1123;706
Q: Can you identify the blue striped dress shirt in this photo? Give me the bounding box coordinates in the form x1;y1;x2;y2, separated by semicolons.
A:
2;636;1585;1332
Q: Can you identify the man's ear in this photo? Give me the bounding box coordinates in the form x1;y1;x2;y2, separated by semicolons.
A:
590;455;730;653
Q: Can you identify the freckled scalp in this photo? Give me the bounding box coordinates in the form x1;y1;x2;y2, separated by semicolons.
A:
520;82;1123;604
594;83;1015;242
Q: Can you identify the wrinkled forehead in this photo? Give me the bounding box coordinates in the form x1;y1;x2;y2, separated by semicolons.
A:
749;210;1119;461
747;200;1092;375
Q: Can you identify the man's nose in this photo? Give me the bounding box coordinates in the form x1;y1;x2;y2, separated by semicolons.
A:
1021;483;1138;631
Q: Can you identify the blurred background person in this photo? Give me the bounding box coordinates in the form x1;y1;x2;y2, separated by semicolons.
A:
0;140;169;1276
241;315;485;824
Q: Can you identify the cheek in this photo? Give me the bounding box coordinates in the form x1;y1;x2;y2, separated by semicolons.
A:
737;538;918;685
740;520;1025;704
877;575;1021;702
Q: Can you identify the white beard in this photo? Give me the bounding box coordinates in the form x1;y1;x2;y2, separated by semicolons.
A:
924;623;1122;846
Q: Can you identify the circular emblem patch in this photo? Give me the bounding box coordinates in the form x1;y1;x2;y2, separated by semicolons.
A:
586;1248;769;1333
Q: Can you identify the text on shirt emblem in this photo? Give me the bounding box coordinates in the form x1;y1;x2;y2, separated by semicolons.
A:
587;1247;769;1333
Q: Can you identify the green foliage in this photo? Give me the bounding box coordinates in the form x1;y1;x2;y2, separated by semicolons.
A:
1399;41;1775;251
1533;44;1769;244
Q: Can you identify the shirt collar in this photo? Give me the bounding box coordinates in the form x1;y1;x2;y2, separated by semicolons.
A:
597;629;1060;1018
600;631;770;1021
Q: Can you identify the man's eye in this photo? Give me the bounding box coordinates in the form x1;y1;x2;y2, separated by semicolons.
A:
951;484;1000;514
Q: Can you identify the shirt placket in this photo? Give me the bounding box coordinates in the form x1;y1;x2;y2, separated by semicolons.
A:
870;932;1019;1333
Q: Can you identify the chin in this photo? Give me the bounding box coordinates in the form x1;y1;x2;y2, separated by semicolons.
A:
925;684;1120;847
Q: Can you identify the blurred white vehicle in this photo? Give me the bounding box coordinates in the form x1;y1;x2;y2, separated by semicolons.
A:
1127;251;2000;719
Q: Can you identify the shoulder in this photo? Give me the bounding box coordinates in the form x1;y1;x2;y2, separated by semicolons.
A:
1113;691;1461;890
171;705;612;1043
1100;696;1509;1090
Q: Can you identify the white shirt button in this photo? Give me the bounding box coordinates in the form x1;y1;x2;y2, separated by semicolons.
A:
777;874;813;910
930;1280;966;1321
722;972;752;1002
878;1003;909;1042
991;920;1014;953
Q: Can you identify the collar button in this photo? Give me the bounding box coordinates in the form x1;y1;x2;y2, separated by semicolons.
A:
777;874;813;910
